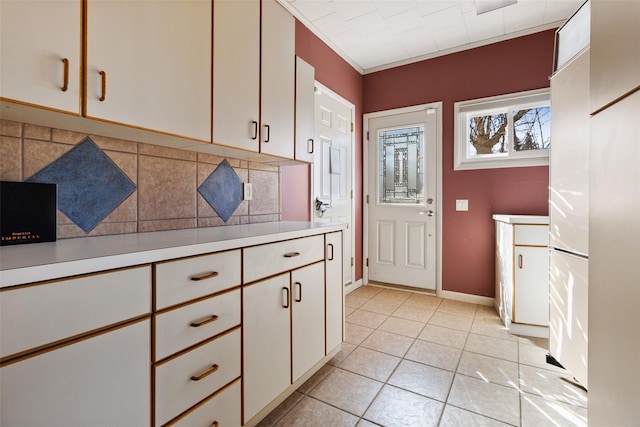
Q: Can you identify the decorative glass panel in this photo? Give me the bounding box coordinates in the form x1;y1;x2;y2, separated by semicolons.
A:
467;113;508;156
378;126;424;205
513;106;551;151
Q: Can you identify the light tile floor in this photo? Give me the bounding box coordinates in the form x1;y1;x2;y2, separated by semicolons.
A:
258;286;587;427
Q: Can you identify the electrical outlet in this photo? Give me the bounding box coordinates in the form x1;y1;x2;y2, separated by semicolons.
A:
243;183;253;201
456;199;469;211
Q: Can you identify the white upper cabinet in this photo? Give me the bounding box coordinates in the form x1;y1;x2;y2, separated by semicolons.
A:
0;0;81;114
295;56;316;162
260;0;295;159
590;0;640;113
213;0;261;151
86;0;211;141
213;0;295;159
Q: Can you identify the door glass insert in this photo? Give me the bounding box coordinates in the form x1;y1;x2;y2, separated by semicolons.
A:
378;125;425;205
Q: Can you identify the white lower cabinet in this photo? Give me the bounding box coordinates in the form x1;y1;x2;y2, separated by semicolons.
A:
242;273;292;422
292;262;326;382
169;380;241;427
243;260;330;424
514;245;549;325
155;329;241;426
325;231;344;353
0;320;150;427
494;216;549;336
0;226;344;427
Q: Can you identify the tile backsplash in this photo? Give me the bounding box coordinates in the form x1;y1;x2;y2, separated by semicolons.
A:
0;119;281;239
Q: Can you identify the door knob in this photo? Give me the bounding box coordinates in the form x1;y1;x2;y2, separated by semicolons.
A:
419;210;434;216
427;198;433;204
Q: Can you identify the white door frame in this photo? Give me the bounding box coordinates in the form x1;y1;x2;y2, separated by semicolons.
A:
363;102;443;296
310;81;359;288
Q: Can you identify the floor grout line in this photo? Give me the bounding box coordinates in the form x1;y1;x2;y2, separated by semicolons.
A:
267;286;586;426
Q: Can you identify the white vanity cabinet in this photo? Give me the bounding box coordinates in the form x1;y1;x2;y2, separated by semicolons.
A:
494;215;549;337
0;266;152;427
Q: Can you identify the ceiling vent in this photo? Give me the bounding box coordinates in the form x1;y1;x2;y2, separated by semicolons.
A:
476;0;518;14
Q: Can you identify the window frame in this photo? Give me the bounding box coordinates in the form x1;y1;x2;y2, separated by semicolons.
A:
454;88;551;170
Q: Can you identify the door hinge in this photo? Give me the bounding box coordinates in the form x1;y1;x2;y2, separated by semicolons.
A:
350;190;353;200
351;257;354;266
366;194;369;204
366;258;369;267
366;131;369;141
351;122;354;132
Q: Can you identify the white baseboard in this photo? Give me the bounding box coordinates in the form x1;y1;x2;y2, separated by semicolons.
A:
440;290;494;306
345;279;363;295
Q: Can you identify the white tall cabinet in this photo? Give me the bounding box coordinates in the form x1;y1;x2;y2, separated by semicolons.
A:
589;1;640;421
549;34;590;389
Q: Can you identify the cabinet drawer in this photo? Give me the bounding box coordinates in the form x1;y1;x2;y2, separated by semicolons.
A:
514;225;548;246
243;235;324;283
0;266;150;360
155;289;241;361
155;329;241;427
168;380;241;427
155;250;241;310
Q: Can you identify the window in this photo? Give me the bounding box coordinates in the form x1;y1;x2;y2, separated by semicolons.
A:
454;88;550;170
378;125;425;204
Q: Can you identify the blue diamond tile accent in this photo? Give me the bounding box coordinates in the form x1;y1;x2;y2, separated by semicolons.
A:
198;159;243;222
26;137;136;233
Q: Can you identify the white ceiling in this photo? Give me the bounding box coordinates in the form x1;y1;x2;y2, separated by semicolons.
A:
280;0;583;73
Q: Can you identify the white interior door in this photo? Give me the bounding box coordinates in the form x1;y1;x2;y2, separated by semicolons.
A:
367;108;437;290
312;84;354;286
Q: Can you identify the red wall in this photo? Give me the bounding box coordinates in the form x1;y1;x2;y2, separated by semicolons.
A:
287;20;365;281
363;30;554;297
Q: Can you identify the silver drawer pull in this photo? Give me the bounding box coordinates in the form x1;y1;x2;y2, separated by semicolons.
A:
190;315;219;327
284;252;300;258
190;271;219;281
191;364;219;381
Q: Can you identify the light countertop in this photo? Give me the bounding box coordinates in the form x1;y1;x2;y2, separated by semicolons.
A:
0;221;345;288
492;214;549;225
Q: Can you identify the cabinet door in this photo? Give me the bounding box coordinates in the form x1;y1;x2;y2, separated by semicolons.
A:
513;246;549;326
549;250;588;388
260;0;295;159
295;57;316;162
549;49;590;256
86;0;211;141
291;262;325;382
0;0;81;114
590;0;640;113
325;231;344;353
242;273;291;423
212;0;260;151
0;320;150;427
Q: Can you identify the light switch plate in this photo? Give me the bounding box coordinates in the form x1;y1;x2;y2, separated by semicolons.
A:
243;183;253;201
456;199;469;211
